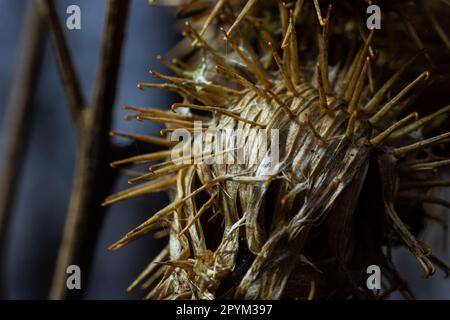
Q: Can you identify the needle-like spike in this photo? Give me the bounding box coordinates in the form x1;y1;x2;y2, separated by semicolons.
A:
140;266;166;291
220;27;272;88
279;1;289;39
281;8;301;85
138;81;215;105
124;105;209;121
338;45;361;95
268;41;297;95
402;159;450;171
369;72;429;126
316;62;332;116
226;0;258;37
383;90;420;122
110;150;172;168
264;88;299;122
388;105;450;141
279;2;293;87
370;112;418;146
160;127;208;136
149;148;239;172
197;0;226;38
306;113;326;144
179;193;217;236
289;9;301;85
156;55;184;75
172;103;266;128
149;70;234;103
148;69;188;84
215;65;268;99
109;177;228;250
393;132;450;157
184;21;215;51
319;4;332;93
136;115;197;128
139;81;214;105
345;111;358;140
281;183;307;207
127;246;169;293
128;163;192;185
152;71;243;97
348;56;370;114
110;131;177;147
381;176;436;278
343;30;374;101
137;82;178;92
313;0;326;26
364;51;423;114
294;0;305;18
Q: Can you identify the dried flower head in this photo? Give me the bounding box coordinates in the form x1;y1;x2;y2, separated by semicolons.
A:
105;0;450;299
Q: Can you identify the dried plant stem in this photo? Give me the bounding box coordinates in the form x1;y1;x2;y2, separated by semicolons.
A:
0;2;45;297
49;0;131;300
37;0;85;135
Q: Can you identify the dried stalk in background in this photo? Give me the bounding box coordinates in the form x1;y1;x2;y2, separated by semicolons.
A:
0;0;132;300
0;2;45;298
38;0;85;135
49;0;131;300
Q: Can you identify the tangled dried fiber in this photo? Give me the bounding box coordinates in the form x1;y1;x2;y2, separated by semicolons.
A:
104;0;450;299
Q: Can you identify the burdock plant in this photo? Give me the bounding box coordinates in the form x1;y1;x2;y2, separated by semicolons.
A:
104;0;450;299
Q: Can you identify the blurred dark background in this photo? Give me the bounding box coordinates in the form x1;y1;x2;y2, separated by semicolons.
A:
0;0;448;300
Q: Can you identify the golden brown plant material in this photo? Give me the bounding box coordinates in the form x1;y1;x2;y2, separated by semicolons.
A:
105;0;450;299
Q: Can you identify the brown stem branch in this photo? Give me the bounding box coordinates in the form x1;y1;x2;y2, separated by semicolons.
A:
37;0;85;135
49;0;131;300
0;2;45;297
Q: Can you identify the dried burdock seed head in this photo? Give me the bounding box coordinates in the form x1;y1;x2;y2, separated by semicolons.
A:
106;0;450;299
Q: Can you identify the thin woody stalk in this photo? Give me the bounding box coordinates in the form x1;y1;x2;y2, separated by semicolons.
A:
49;0;131;300
0;2;45;298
